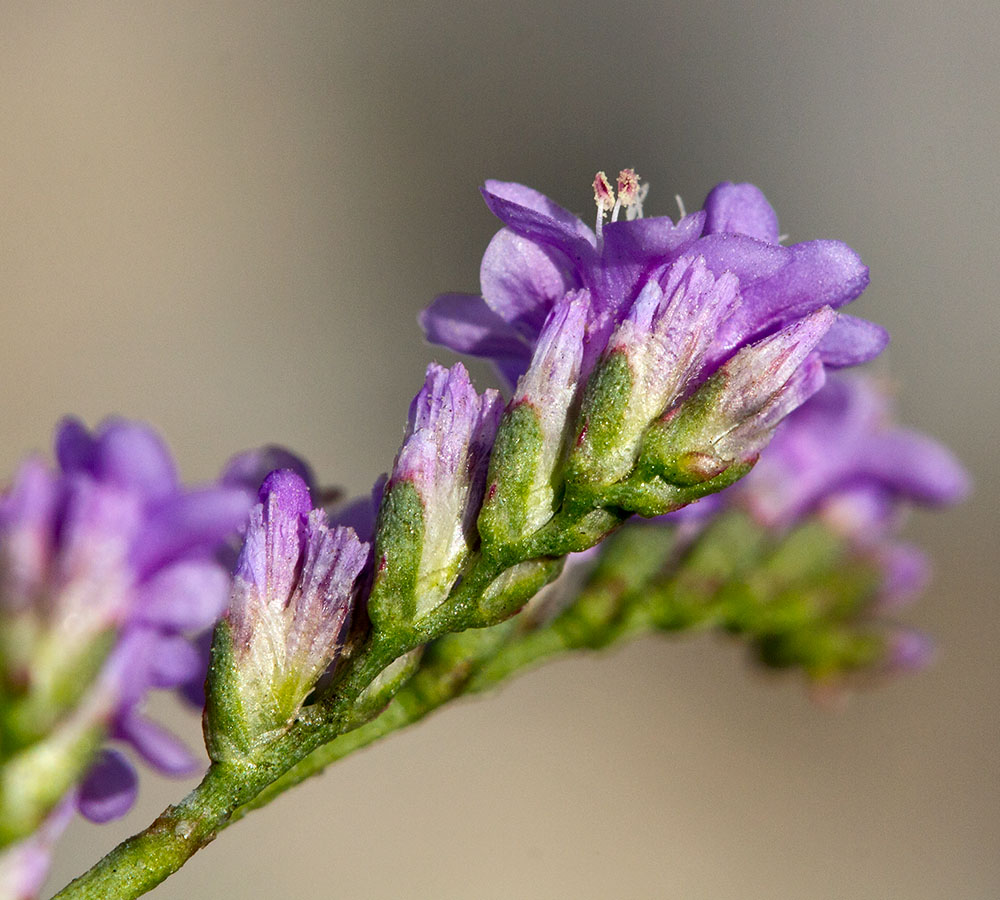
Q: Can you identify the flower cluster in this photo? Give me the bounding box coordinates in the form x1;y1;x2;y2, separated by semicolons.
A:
649;373;969;679
735;373;967;668
422;173;886;533
0;169;970;900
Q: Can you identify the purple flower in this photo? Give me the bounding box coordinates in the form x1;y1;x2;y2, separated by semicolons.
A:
221;445;317;498
420;173;884;391
737;374;969;538
225;470;367;735
0;418;252;824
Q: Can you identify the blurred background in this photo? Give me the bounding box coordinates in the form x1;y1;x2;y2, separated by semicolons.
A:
1;2;995;897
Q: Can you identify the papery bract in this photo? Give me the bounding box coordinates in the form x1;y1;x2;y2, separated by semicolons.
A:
224;470;367;739
372;363;502;623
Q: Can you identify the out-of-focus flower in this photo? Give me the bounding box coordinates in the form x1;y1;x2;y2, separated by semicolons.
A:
212;470;368;746
673;374;969;677
0;795;74;900
0;418;252;829
738;374;969;539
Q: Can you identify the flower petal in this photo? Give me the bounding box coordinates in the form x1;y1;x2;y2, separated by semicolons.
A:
861;431;971;506
115;712;200;775
481;180;597;268
135;559;232;631
76;749;139;823
147;634;204;689
816;314;889;367
92;421;179;502
480;228;579;337
419;292;532;374
875;542;929;610
131;487;253;577
54;417;96;474
700;235;869;351
221;446;316;496
593;212;706;312
703;182;780;242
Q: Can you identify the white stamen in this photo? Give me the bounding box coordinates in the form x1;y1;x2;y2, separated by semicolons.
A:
626;182;649;221
675;194;687;220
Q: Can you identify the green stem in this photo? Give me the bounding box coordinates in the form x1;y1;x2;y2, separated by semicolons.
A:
52;762;243;899
52;634;401;900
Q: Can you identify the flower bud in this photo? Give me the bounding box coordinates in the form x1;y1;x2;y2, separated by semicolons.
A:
368;363;502;630
478;290;591;553
568;256;739;490
206;471;367;757
638;307;835;493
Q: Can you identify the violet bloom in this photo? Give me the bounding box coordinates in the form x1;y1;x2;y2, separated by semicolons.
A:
738;374;969;539
223;470;368;738
421;172;885;390
0;418;252;824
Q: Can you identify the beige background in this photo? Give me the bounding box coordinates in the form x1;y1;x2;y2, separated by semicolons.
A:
0;2;994;897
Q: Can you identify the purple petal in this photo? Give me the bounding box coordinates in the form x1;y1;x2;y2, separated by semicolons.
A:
259;469;312;512
147;634;204;689
76;749;139;823
884;629;935;673
131;487;253;577
817;314;889;367
861;431;971;506
419;292;533;382
514;289;590;414
590;212;706;317
700;235;869;352
232;471;310;609
395;362;503;501
135;559;232;631
0;458;58;605
600;212;705;269
703;182;780;243
102;627;159;709
92;421;179;502
115;712;200;775
221;446;316;496
54;416;96;474
480;228;579;337
875;543;929;610
817;486;899;543
481;180;597;268
284;520;365;670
